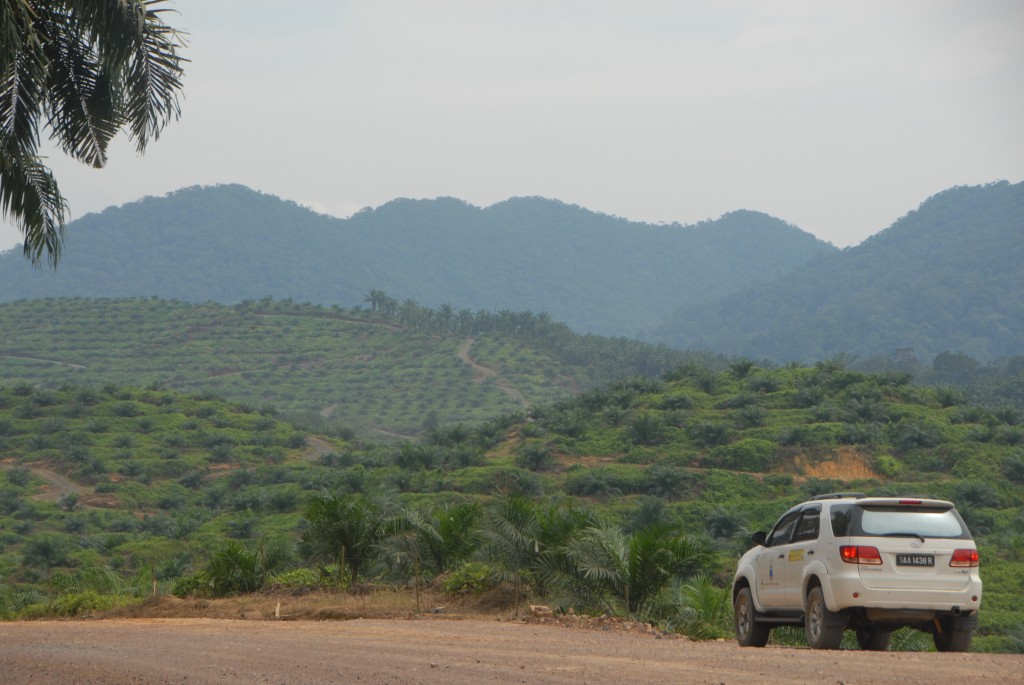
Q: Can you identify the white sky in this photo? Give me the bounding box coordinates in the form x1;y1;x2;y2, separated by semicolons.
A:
3;0;1023;251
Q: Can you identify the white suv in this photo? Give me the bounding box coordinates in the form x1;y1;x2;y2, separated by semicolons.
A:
732;493;982;651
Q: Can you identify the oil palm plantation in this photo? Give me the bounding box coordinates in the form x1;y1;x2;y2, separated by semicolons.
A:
1;0;186;266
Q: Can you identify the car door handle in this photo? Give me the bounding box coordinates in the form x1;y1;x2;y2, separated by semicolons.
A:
808;550;814;555
778;554;785;559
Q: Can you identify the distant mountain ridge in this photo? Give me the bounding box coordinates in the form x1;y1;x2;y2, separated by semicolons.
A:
0;185;835;338
653;181;1024;362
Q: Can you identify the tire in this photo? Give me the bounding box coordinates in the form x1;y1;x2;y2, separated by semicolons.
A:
805;586;845;650
855;626;891;651
933;616;975;652
734;586;770;647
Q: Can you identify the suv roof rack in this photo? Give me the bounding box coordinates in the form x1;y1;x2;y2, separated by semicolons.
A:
809;492;866;501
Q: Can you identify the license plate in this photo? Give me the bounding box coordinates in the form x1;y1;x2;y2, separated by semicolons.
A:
896;554;934;567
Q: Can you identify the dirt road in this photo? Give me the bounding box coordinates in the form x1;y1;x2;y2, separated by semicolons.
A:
1;618;1021;685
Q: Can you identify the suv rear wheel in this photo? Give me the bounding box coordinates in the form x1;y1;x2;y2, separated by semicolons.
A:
805;586;845;650
734;586;770;647
933;615;975;652
855;626;891;651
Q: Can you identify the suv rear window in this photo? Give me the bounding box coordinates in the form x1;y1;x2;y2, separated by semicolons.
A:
830;503;971;539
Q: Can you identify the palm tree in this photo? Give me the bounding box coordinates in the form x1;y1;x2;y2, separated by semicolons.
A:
300;492;394;587
380;501;482;578
480;495;594;604
203;538;293;597
1;0;187;266
363;289;387;313
437;303;455;333
558;522;710;617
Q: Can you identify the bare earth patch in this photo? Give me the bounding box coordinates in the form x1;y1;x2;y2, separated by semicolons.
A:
795;446;880;481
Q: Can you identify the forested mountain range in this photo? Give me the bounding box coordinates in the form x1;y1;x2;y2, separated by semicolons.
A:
1;181;1018;362
654;181;1024;362
0;185;834;339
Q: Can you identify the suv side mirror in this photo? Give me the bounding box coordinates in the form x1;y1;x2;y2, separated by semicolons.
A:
752;531;767;546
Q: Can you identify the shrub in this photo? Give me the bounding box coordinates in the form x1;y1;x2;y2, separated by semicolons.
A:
48;590;120;617
442;561;495;594
640;465;699;499
665;575;732;640
563;466;642;498
746;375;779;393
1003;454;1024;485
837;422;883;445
5;467;31;487
687;421;730;448
659;394;694;410
872;454;904;478
706;439;778;472
172;573;211;598
110;402;140;417
515;441;556;472
626;413;665;446
734;406;767;428
267;567;327;591
890;419;944;452
286;432;307;449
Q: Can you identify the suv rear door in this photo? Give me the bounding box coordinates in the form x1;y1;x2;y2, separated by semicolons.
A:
850;502;975;592
781;504;822;606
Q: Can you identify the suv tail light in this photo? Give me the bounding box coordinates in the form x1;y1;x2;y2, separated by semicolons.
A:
840;545;883;565
950;549;979;567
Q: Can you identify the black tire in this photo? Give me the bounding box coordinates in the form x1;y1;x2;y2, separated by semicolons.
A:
933;616;975;652
734;586;770;647
856;626;891;651
805;586;845;650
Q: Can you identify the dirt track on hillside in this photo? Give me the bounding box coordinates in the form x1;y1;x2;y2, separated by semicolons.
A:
1;618;1021;685
456;337;529;408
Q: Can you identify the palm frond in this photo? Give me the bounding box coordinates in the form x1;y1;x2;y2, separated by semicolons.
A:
0;134;67;266
1;2;46;149
38;5;116;167
123;1;186;152
0;0;186;266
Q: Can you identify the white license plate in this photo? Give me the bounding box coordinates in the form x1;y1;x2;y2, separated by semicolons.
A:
896;554;934;567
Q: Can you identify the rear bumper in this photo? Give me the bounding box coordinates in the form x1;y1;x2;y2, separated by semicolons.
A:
825;574;982;613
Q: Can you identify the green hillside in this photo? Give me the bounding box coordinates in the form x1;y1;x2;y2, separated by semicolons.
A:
655;181;1024;362
0;297;708;439
0;185;836;339
1;363;1021;651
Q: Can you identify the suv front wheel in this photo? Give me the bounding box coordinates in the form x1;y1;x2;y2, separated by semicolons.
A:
734;586;770;647
805;586;846;649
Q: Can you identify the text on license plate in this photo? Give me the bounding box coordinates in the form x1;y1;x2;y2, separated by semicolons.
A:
896;554;934;567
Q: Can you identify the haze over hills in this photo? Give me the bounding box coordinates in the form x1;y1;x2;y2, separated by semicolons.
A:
0;184;835;339
653;181;1024;362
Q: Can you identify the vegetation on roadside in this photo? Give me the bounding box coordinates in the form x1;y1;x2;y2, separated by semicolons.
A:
1;358;1022;650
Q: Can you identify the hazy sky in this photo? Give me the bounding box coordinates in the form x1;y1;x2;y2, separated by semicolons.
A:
3;0;1022;252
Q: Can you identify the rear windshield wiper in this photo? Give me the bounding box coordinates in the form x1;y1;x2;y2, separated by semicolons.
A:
879;532;926;543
